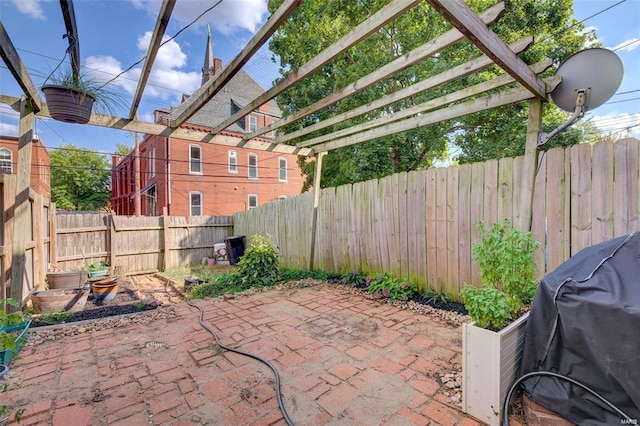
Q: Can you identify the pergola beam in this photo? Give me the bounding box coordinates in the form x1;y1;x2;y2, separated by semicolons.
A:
0;21;42;112
209;0;423;135
129;0;176;119
169;0;302;127
59;0;81;80
0;95;313;156
427;0;547;100
311;75;560;153
301;59;552;148
289;36;533;147
245;2;505;142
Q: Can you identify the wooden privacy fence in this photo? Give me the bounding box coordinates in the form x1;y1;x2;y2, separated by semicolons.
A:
234;138;640;300
0;174;51;301
53;211;233;275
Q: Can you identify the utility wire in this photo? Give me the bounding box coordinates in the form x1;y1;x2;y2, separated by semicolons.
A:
96;0;225;90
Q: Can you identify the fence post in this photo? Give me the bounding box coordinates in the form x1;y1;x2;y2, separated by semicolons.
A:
309;152;326;270
33;193;45;288
109;213;117;270
10;97;34;307
49;203;57;265
516;99;542;231
162;207;170;269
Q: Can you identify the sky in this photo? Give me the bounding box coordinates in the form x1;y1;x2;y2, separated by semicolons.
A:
0;0;638;157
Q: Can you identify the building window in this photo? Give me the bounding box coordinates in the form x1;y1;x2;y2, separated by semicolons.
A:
0;148;12;174
249;115;258;132
248;153;258;179
189;145;202;174
150;147;155;177
279;158;287;182
190;192;202;216
248;194;258;209
228;150;237;173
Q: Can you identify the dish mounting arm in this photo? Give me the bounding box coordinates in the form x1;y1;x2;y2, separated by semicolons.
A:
538;89;587;147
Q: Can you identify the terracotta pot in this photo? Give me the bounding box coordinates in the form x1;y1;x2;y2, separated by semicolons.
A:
91;280;119;302
41;84;95;124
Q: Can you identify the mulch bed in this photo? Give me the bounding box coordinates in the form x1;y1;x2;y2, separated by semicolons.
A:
30;289;159;328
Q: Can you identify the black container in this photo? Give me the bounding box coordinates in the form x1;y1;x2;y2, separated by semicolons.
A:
225;235;246;265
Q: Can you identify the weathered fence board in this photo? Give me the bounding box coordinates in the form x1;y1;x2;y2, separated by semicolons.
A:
233;138;640;301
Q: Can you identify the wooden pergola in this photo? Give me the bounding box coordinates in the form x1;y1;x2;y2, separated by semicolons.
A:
0;0;560;301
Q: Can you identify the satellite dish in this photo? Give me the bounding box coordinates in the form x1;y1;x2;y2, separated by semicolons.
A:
539;48;624;146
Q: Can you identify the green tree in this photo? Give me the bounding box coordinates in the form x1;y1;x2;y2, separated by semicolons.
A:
115;143;132;156
50;144;111;211
268;0;597;189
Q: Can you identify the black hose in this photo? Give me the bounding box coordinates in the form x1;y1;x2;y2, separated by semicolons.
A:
187;299;295;426
502;371;633;426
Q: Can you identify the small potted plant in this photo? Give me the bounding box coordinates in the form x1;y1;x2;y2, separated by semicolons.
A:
41;67;124;124
1;298;31;367
460;219;539;426
84;260;110;278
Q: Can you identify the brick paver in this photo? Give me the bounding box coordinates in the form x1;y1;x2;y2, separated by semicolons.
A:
3;281;478;425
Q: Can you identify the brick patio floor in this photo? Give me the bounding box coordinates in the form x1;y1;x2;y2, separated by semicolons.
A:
3;283;484;425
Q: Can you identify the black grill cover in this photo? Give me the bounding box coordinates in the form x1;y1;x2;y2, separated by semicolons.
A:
520;233;640;425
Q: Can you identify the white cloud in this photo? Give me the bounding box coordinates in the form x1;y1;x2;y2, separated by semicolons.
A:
10;0;46;20
609;37;640;52
589;112;640;139
0;122;18;136
131;0;268;35
82;34;201;104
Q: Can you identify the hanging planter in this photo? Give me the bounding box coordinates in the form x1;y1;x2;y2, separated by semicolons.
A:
41;84;95;124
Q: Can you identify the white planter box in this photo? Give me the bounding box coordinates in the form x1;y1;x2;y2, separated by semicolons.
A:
462;312;529;426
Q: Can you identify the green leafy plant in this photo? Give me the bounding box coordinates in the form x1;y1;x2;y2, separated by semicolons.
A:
40;311;71;325
1;382;25;423
341;271;367;287
367;273;417;301
462;219;539;330
83;260;109;272
1;298;30;353
279;267;332;281
131;302;147;310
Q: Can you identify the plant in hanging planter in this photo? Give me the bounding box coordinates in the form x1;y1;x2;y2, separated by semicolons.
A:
41;68;124;124
460;219;539;426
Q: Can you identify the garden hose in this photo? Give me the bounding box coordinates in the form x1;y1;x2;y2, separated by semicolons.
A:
186;298;295;426
502;371;633;426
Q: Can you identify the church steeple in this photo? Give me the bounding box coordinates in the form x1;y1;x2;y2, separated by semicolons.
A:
201;24;214;85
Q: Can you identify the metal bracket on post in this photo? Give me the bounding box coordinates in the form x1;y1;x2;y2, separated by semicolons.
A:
537;89;586;148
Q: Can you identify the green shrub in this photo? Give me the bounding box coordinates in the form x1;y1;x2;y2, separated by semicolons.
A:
279;267;332;281
1;298;30;352
367;273;417;301
230;234;280;288
463;219;539;330
188;235;280;299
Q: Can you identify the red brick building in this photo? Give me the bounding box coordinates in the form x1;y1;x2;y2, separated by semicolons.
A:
0;135;51;199
111;31;304;216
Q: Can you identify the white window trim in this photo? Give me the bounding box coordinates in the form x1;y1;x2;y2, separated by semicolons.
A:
228;150;238;173
248;153;258;180
150;147;155;177
279;157;288;182
189;191;203;216
248;194;258;209
249;115;258;132
189;144;202;174
0;147;12;174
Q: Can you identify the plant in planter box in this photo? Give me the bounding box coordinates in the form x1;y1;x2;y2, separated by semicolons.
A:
460;219;539;426
83;260;110;278
1;298;31;366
